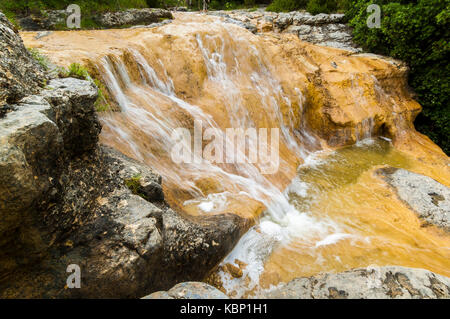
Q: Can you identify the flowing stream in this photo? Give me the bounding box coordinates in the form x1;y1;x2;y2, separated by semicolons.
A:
21;12;450;297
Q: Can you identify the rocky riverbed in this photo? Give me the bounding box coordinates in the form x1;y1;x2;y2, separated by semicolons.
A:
148;265;450;299
1;8;449;299
208;8;360;51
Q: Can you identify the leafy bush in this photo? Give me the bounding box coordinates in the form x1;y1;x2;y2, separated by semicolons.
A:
66;63;91;80
28;48;50;70
57;63;111;112
346;0;449;154
306;0;337;14
266;0;308;12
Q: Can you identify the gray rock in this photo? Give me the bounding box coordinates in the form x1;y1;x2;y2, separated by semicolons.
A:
144;282;229;299
274;13;293;32
258;266;450;299
35;31;53;40
41;78;101;157
0;96;61;218
170;7;188;12
377;167;450;232
283;25;303;36
224;18;257;34
129;19;173;29
0;12;46;106
18;10;66;31
292;12;345;26
218;9;361;52
95;9;173;28
0;78;100;277
0;117;250;299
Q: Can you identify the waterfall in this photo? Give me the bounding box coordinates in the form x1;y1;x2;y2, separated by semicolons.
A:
91;23;352;295
30;15;448;297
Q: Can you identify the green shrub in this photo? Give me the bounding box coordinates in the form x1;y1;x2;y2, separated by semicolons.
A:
124;174;151;200
266;0;308;12
28;48;50;70
58;63;111;112
306;0;338;14
146;0;162;8
66;63;91;80
93;79;111;112
346;0;449;154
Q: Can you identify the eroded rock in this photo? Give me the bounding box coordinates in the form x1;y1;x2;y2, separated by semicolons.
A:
377;167;450;232
0;73;249;297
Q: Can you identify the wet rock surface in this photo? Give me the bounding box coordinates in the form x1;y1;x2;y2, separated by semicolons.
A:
144;282;229;299
258;266;450;299
377;167;450;232
0;12;46;106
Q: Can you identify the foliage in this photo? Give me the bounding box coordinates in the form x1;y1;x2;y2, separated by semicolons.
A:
0;0;148;15
57;63;111;112
346;0;449;154
266;0;308;12
92;79;111;112
306;0;338;14
65;63;90;80
0;0;148;29
124;174;150;200
265;0;344;13
27;48;50;70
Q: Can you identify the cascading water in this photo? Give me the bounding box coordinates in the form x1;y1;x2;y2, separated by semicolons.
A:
21;12;450;298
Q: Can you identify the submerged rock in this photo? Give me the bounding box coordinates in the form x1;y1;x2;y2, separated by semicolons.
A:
258;266;450;299
377;167;450;232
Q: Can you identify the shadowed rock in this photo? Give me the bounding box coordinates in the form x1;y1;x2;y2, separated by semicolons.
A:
0;77;250;298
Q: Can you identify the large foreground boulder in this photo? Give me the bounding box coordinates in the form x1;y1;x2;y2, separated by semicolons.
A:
0;77;250;298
